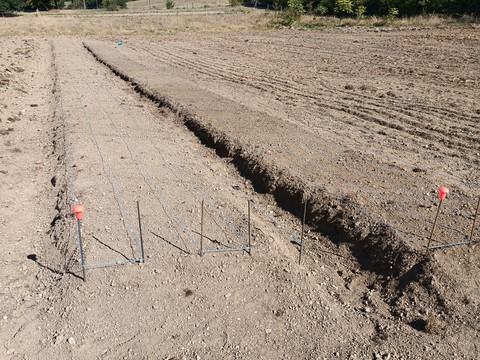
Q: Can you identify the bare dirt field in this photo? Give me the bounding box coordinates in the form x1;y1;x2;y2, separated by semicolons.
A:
1;18;479;360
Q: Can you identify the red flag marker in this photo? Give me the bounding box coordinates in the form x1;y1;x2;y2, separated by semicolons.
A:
73;204;86;281
73;204;85;220
438;187;449;200
425;187;449;255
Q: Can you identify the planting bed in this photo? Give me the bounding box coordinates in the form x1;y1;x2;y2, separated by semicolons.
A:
1;27;479;359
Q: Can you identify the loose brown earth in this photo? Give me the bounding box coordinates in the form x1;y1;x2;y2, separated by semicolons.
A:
1;26;479;360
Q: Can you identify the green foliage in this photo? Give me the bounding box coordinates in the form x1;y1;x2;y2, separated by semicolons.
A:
102;0;125;10
313;4;328;15
104;0;118;10
68;0;82;9
355;4;366;18
274;0;304;26
386;6;398;20
272;0;285;11
28;0;54;10
301;0;479;17
333;0;353;15
280;0;305;26
166;0;174;9
287;0;304;16
0;0;25;13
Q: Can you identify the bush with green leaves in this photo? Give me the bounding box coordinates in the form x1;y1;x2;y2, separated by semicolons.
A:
166;0;174;9
386;6;398;20
282;0;304;23
288;0;304;17
355;5;366;18
299;0;478;17
333;0;353;15
313;4;328;15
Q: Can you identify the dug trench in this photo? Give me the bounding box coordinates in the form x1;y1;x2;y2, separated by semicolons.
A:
83;42;455;333
48;43;79;280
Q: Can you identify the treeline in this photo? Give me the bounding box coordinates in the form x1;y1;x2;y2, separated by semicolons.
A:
0;0;126;12
246;0;480;16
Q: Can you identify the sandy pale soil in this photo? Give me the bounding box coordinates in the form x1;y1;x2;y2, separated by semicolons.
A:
0;28;479;359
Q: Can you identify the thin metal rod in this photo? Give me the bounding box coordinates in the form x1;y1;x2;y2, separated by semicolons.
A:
137;200;145;263
299;201;307;265
429;240;471;250
200;200;204;256
248;200;252;255
83;258;144;269
76;219;86;282
425;199;442;256
469;195;480;242
201;247;248;254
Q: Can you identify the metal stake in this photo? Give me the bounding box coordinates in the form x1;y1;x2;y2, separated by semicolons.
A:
425;199;443;255
200;200;204;256
76;219;86;281
137;200;145;263
299;201;307;265
248;200;252;255
470;195;480;242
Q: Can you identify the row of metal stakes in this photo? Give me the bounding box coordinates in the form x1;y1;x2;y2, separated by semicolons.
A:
72;187;480;281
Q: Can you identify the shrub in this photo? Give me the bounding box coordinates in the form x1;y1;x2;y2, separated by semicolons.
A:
386;7;399;21
333;0;353;16
287;0;304;18
355;5;366;19
104;0;119;10
313;4;328;16
101;0;126;10
166;0;174;9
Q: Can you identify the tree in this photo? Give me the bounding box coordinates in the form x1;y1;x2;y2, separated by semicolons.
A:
0;0;26;13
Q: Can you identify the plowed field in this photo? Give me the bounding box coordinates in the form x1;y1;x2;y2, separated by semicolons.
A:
1;26;479;359
85;30;479;245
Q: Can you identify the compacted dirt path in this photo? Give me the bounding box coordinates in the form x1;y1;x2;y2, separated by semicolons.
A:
1;29;479;359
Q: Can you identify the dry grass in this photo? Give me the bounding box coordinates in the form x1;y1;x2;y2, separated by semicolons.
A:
424;313;446;335
0;8;270;36
1;8;475;37
127;0;229;11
